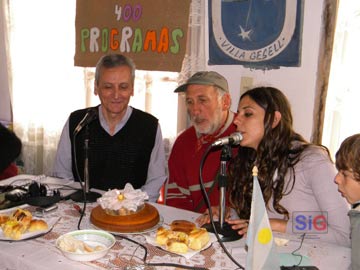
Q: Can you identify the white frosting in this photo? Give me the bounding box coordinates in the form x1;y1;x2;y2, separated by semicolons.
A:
97;183;149;212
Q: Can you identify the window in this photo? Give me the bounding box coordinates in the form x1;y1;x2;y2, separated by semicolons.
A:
6;0;179;175
322;0;360;157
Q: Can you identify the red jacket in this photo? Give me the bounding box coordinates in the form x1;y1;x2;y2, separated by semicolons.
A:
166;114;238;213
0;163;18;180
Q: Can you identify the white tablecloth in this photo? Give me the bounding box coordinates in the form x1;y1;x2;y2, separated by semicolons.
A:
0;175;352;270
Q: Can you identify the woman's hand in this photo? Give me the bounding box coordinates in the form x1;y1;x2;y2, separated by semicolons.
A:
226;218;249;235
196;207;249;236
195;206;220;227
195;206;233;227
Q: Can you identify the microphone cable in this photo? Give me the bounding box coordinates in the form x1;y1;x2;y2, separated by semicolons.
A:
115;234;209;270
71;123;87;230
199;144;245;270
291;233;306;266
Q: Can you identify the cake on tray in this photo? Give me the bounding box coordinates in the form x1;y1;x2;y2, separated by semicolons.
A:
90;183;160;233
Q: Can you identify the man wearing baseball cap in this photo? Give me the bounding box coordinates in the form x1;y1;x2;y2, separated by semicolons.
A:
165;71;238;213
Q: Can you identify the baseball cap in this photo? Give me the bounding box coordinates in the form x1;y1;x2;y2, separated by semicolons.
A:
174;71;229;93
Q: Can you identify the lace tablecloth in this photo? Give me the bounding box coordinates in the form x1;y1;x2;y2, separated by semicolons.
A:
0;201;243;270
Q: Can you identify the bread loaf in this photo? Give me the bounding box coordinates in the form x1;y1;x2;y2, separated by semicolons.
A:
156;227;189;246
2;220;28;240
9;223;28;240
11;208;32;225
166;239;188;253
28;219;48;232
155;221;210;253
188;228;210;250
2;220;19;238
156;227;169;245
0;208;48;240
0;215;8;225
170;220;196;234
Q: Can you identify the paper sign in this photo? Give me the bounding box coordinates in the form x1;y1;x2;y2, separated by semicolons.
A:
75;0;191;71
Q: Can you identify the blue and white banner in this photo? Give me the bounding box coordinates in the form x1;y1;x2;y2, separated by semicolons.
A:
209;0;303;69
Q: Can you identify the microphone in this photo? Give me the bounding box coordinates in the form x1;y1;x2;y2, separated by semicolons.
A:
211;132;243;147
73;108;98;135
71;107;101;203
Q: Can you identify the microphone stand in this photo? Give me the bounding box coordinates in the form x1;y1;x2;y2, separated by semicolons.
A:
219;146;228;228
71;124;101;203
202;144;242;242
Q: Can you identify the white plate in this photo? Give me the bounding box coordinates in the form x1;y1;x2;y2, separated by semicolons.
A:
144;230;217;259
0;204;29;214
0;216;60;241
92;215;164;235
56;229;115;262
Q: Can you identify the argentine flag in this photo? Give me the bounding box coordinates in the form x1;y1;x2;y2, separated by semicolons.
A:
246;166;279;270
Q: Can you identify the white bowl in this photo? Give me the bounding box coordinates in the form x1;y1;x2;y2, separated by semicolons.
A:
56;229;115;261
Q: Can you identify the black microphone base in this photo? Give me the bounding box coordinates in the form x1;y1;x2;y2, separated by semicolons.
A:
202;221;243;242
70;190;101;203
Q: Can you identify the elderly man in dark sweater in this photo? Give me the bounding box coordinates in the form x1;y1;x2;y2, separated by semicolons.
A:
52;54;166;202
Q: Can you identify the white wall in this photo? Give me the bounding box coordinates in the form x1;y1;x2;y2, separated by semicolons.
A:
207;1;324;141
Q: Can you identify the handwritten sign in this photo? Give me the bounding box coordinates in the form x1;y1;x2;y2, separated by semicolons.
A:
75;0;191;71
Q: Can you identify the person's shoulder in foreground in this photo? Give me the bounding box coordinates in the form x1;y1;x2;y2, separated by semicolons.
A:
0;123;22;180
166;71;237;212
335;133;360;269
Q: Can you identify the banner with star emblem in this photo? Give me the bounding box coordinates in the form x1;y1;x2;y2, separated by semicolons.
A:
246;166;279;270
208;0;303;69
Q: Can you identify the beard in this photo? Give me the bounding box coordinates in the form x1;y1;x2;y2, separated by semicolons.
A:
191;106;224;135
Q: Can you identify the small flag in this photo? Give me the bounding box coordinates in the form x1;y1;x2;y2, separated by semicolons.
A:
246;166;279;270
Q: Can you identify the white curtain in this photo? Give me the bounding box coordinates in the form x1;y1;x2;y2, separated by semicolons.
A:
177;0;206;133
4;0;204;176
178;0;206;84
322;0;360;157
0;1;12;125
6;1;85;175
